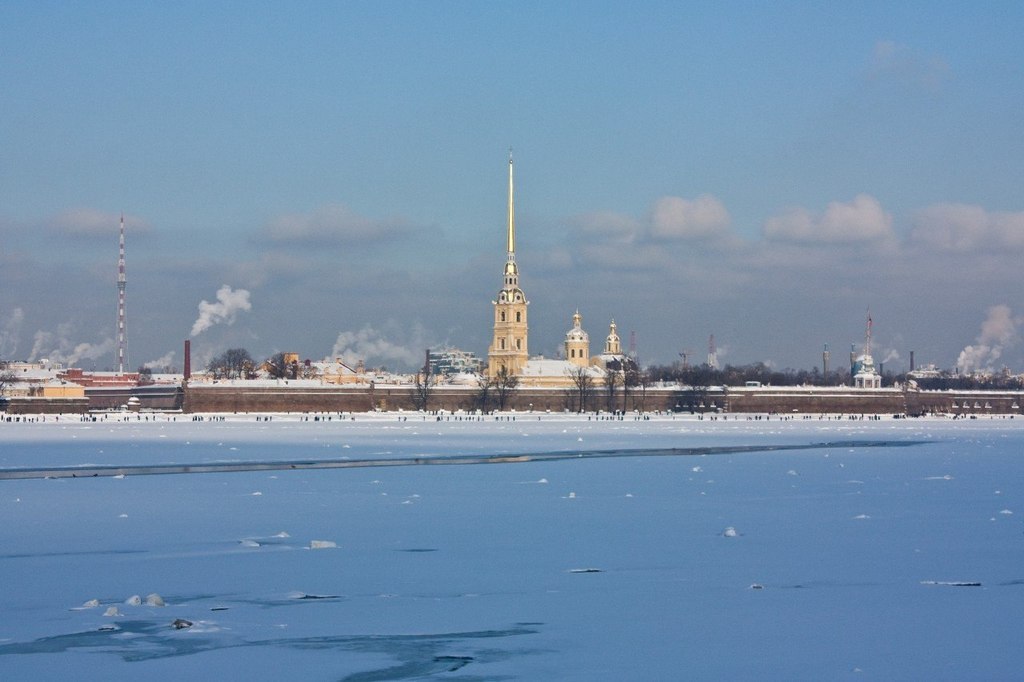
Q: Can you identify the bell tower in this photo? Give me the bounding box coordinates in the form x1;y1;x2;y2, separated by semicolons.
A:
487;152;529;378
604;320;621;355
565;310;590;367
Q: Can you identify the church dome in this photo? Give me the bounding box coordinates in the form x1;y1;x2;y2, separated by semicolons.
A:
565;311;589;342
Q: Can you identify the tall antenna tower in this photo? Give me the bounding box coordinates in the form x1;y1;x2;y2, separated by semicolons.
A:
116;213;128;373
864;310;873;360
707;334;718;369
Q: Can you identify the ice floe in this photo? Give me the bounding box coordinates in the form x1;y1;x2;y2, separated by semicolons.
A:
920;580;982;587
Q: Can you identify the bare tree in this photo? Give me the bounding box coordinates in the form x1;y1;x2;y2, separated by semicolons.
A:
208;348;254;380
602;366;622;412
622;362;640;412
492;365;519;411
137;366;154;386
679;364;715;413
411;367;433;411
0;361;16;398
567;366;594;413
474;374;491;412
265;352;298;380
635;367;653;413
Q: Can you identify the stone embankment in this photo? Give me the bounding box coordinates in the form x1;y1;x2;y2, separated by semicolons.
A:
5;382;1020;416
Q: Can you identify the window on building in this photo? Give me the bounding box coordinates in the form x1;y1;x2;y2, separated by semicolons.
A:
515;311;521;322
500;338;505;350
500;311;506;322
516;339;521;350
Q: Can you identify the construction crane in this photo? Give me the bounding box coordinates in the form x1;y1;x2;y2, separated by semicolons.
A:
679;349;695;369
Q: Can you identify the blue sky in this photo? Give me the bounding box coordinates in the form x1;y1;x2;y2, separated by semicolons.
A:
1;2;1023;373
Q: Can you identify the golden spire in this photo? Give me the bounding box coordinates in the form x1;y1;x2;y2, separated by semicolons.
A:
506;148;515;256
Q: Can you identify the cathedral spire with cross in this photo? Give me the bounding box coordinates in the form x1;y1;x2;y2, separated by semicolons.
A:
488;151;529;378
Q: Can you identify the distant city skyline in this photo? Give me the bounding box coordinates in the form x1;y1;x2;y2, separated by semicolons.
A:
1;3;1022;373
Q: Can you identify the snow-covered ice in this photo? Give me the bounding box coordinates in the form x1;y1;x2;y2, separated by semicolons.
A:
1;413;1024;679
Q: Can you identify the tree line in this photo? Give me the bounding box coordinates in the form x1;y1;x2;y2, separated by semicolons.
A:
205;349;320;381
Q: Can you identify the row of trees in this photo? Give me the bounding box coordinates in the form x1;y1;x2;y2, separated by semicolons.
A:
202;349;1024;413
648;361;1024;392
910;374;1024;391
563;362;648;413
412;365;522;412
415;360;653;414
206;349;320;381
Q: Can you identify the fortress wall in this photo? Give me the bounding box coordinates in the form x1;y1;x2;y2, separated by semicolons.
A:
170;384;1024;416
5;397;90;415
726;390;906;415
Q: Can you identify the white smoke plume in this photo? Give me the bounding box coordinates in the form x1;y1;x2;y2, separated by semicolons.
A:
191;285;252;337
144;351;176;371
956;305;1018;374
327;325;422;370
880;349;900;366
0;307;24;358
28;323;115;367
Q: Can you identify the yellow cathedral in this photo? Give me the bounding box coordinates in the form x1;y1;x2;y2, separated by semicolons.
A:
487;152;529;378
486;154;628;385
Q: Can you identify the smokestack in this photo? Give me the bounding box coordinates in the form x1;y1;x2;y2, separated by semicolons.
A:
184;339;191;380
910;350;915;372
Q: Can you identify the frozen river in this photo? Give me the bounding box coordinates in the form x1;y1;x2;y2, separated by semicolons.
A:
1;413;1022;680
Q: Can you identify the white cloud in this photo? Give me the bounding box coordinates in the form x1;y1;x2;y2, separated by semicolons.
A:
911;204;1024;253
867;40;950;92
956;305;1018;374
48;208;148;237
263;204;411;244
764;194;893;244
649;194;731;240
569;211;640;243
191;285;253;337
